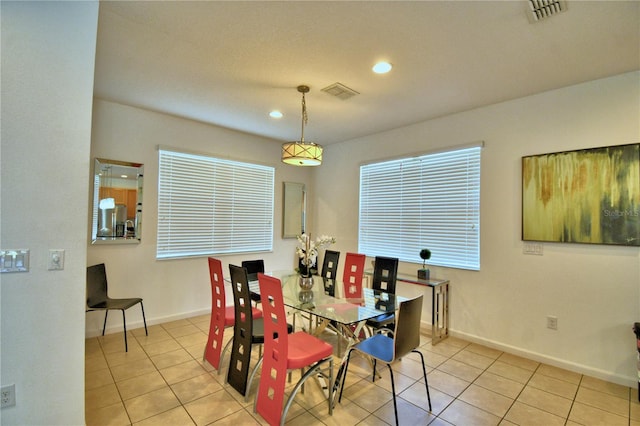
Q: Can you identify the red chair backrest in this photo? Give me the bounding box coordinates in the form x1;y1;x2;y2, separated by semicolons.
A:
256;273;289;425
204;257;226;369
342;252;366;298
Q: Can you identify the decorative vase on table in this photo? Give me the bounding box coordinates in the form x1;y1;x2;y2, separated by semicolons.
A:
298;275;314;290
418;248;431;280
295;233;336;290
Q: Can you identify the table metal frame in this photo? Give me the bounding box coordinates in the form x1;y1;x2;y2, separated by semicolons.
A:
247;271;408;407
365;271;450;344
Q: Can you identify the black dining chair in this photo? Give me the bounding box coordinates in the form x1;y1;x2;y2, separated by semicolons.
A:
241;259;264;281
320;250;340;280
86;263;147;352
203;257;263;375
241;259;264;304
339;295;431;426
365;256;399;333
227;264;292;398
227;264;266;396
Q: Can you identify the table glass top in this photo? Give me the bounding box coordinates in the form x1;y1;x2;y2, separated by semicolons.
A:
364;269;449;287
249;271;406;326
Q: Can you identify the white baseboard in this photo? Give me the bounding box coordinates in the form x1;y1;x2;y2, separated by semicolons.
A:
85;308;210;338
419;320;636;388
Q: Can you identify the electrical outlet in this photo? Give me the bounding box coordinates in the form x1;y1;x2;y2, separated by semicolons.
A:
48;249;65;271
547;315;558;330
1;384;16;408
523;242;543;255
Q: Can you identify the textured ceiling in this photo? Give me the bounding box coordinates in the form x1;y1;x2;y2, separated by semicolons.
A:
94;1;640;145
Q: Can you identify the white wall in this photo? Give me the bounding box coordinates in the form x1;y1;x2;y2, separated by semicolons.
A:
315;71;640;386
0;2;98;424
87;99;314;334
90;72;639;389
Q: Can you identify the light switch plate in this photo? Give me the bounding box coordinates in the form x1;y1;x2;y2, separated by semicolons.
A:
0;249;30;273
48;249;65;271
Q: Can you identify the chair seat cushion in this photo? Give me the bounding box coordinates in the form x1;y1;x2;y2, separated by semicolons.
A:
224;305;262;327
366;312;395;328
286;331;333;370
252;318;266;344
89;297;142;310
234;317;292;345
353;333;394;363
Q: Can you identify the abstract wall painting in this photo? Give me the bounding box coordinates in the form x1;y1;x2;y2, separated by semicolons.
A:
522;143;640;246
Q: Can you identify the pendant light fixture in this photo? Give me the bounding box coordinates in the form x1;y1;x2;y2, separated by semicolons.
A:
282;85;323;166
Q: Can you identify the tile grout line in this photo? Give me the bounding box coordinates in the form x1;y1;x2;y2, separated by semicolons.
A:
89;321;636;426
131;323;199;425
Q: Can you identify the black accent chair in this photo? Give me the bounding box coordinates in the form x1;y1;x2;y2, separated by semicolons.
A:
241;259;264;304
227;264;266;396
86;263;147;352
339;295;432;426
365;256;399;333
320;250;340;281
227;264;293;398
241;259;264;281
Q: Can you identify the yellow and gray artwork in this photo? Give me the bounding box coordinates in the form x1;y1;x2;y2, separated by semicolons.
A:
522;143;640;246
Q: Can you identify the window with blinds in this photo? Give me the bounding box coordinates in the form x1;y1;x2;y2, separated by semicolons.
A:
157;149;274;259
359;145;481;270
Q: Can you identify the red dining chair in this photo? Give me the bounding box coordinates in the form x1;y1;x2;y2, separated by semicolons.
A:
203;258;262;374
256;273;334;426
342;252;366;298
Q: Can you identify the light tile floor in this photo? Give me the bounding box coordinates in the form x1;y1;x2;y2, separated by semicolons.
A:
86;314;640;425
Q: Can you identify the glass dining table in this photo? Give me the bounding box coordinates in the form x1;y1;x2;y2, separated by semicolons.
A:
248;270;408;403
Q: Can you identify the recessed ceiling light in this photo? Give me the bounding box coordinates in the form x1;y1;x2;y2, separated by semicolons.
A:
372;62;392;74
120;175;128;178
269;110;283;119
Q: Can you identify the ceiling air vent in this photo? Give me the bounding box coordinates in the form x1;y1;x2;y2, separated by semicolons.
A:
321;83;359;100
527;0;567;22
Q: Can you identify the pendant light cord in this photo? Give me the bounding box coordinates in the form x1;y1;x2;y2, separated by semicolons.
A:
300;92;308;143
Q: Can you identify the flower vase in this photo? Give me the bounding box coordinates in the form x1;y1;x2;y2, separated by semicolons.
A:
298;258;317;277
298;289;314;303
299;275;314;290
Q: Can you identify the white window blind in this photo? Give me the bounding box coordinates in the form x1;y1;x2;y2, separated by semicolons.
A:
157;149;274;259
359;145;481;270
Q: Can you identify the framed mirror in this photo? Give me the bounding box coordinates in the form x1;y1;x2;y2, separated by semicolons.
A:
282;182;306;238
91;158;144;244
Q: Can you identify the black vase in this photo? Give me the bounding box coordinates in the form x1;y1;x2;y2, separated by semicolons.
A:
298;258;317;277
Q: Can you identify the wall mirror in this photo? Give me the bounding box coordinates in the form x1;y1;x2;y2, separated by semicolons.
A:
282;182;306;238
91;158;144;244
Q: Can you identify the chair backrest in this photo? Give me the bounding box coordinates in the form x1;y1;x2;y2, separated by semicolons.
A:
208;257;225;310
241;259;265;281
342;252;366;298
204;257;226;369
320;250;340;280
393;295;423;360
227;264;255;394
86;263;108;307
256;273;289;425
372;256;399;294
229;264;253;325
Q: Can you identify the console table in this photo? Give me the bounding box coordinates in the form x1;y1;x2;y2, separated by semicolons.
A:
365;271;449;344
